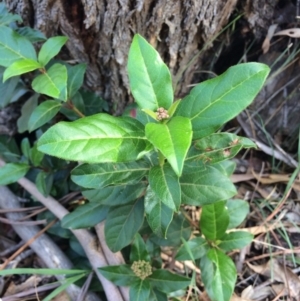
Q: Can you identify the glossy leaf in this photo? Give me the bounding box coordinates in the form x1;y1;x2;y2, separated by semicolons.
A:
3;59;41;81
189;133;256;164
200;201;229;240
219;231;253;252
32;63;67;100
105;199;144;252
130;233;150;262
38;114;150;163
0;163;29;185
71;161;149;189
130;279;151;301
61;203;109;229
0;4;22;25
0;26;37;67
17;94;38;133
200;249;236;301
145;186;174;237
146;116;192;176
148;164;180;211
28;100;61;132
128;34;173;110
38;36;68;66
226;199;250;229
180;165;236;206
98;264;138;286
0;66;19;108
67;63;86;98
175;63;270;139
148;270;190;293
176;237;208;261
82;184;146;206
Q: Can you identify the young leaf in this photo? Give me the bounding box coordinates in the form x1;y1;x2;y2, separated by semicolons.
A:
226;199;250;229
82;184;146;206
61;203;109;229
145;116;192;176
71;161;149;189
200;249;236;301
130;234;150;262
67;63;87;98
190;133;256;164
148;270;190;293
0;26;37;67
105;199;144;252
128;34;173;110
0;163;29;185
148;164;180;211
32;63;67;100
180;165;236;206
28;100;62;132
176;237;208;261
98;265;138;286
3;59;42;81
37;114;150;163
200;201;229;241
175;63;270;139
130;279;151;301
144;186;174;237
219;231;253;252
38;36;68;66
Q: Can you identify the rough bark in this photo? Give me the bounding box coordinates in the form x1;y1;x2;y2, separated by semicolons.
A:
3;0;241;114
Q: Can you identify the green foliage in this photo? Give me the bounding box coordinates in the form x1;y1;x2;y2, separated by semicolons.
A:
0;9;269;300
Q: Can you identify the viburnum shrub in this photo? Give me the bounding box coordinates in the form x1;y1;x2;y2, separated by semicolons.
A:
0;5;270;301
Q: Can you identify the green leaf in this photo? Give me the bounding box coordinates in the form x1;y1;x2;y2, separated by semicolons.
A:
3;59;41;81
200;201;229;241
35;171;53;196
60;91;85;120
0;163;29;185
71;161;149;189
180;165;236;206
219;231;253;252
226;199;250;229
149;289;168;301
0;268;87;276
28;100;61;132
37;114;151;163
149;214;191;247
128;34;173;110
32;63;67;100
98;264;138;286
145;186;174;237
200;249;236;301
146;116;192;176
30;143;45;166
16;27;46;43
0;66;20;108
21;138;31;159
149;164;180;211
17;93;39;133
148;270;190;293
0;4;22;25
67;63;86;98
175;63;270;139
81;89;107;116
130;279;151;301
190;133;256;164
105;198;144;252
82;184;146;206
130;233;150;262
61;203;109;229
0;26;37;67
176;237;208;261
38;36;68;66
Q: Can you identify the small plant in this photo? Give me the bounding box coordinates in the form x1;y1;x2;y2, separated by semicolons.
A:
0;5;270;301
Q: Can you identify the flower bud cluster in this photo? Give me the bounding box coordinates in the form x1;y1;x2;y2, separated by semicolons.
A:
156;107;169;121
131;260;152;280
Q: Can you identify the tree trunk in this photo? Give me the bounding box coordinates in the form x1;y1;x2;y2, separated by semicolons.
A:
4;0;277;114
